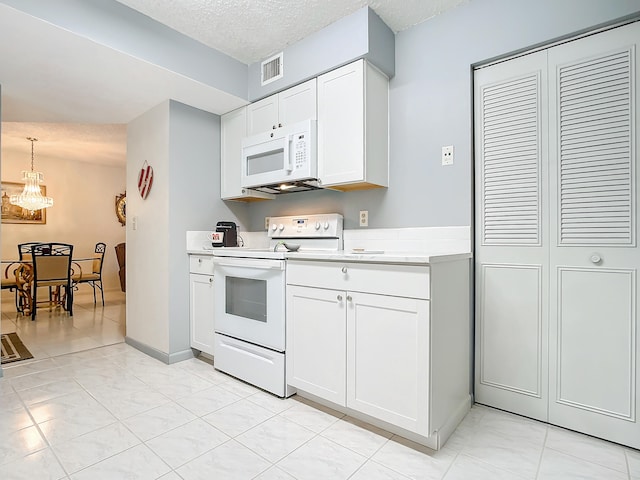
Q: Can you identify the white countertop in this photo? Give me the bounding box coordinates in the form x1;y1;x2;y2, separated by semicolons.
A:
285;249;471;264
187;227;472;265
187;248;471;265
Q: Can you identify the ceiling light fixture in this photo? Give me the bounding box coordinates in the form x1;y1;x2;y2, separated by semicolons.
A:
10;137;54;212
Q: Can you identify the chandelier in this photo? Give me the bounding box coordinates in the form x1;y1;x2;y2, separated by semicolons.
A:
10;137;54;212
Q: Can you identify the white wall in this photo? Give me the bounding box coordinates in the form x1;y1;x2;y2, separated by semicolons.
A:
1;145;126;291
126;100;245;361
126;101;171;354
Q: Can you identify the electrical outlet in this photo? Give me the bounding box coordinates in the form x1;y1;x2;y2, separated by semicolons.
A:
359;210;369;227
442;145;454;166
265;217;270;230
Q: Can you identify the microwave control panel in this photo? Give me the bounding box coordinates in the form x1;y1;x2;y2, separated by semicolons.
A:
293;133;308;170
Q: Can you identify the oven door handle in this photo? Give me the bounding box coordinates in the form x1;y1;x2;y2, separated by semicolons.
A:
213;258;285;270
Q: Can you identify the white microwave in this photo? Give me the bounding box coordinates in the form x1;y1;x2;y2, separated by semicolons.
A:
241;119;317;189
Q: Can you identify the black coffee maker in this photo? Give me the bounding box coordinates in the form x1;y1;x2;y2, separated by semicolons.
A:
214;221;238;247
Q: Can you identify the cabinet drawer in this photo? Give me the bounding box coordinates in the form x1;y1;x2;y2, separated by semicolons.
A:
287;261;429;299
189;255;215;275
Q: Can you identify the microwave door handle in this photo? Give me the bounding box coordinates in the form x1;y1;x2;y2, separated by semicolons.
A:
284;134;293;173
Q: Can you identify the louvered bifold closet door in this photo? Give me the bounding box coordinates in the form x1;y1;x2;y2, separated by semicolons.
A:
548;22;640;449
474;51;550;421
557;49;633;245
482;74;541;245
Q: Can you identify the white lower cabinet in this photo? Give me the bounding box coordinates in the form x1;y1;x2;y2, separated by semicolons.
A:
347;292;430;434
287;285;346;404
286;259;470;448
189;255;215;356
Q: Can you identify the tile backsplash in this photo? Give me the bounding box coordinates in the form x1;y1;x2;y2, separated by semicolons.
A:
344;226;471;254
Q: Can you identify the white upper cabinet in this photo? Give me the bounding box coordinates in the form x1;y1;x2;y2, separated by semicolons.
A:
317;59;389;190
220;106;274;201
247;78;317;136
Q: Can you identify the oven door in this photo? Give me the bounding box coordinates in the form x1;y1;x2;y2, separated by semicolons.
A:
213;257;286;352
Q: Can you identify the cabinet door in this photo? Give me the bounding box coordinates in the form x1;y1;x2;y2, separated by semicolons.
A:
189;273;215;356
247;94;278;135
286;285;346;405
221;107;246;200
317;60;365;186
347;292;430;435
278;78;317;126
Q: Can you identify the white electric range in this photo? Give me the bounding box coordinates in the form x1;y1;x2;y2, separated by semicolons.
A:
212;213;343;397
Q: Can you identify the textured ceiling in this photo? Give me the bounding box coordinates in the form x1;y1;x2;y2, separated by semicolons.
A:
2;123;127;168
115;0;467;64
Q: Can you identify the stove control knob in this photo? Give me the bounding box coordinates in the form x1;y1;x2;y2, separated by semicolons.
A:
271;224;278;232
278;224;284;231
323;221;330;230
315;222;321;230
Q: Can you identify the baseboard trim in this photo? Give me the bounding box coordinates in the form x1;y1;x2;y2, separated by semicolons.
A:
124;336;194;364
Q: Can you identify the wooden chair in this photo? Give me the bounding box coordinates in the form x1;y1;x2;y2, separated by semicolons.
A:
2;262;20;303
14;242;41;311
73;242;106;305
115;242;125;292
1;263;19;291
30;243;74;320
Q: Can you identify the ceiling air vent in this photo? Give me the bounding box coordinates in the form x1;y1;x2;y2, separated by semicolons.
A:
261;52;283;86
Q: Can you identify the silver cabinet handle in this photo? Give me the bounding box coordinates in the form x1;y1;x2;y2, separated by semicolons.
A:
346;295;352;302
337;294;343;301
209;277;213;283
590;253;602;264
341;266;348;274
198;258;203;264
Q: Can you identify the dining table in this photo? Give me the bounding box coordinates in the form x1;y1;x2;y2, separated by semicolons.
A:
2;257;95;315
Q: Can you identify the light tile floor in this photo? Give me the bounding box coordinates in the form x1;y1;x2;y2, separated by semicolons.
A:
1;292;639;479
1;289;126;360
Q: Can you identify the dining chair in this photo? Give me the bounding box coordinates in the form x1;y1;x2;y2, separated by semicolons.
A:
2;262;27;312
13;242;42;312
73;242;106;305
30;243;74;320
2;262;19;302
1;263;18;291
18;242;42;261
115;242;125;292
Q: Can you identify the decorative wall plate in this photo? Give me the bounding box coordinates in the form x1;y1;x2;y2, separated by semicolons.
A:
115;192;126;226
138;160;154;199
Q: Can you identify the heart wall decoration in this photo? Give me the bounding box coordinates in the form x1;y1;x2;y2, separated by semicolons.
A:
138;160;154;199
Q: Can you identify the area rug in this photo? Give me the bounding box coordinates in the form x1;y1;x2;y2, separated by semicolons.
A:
1;332;34;364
